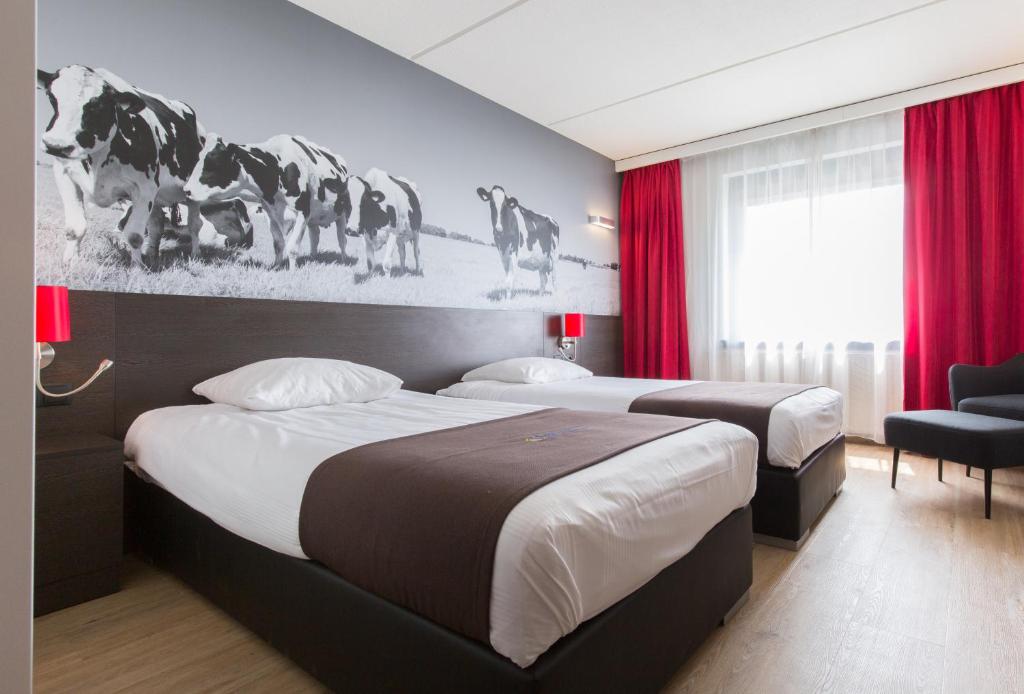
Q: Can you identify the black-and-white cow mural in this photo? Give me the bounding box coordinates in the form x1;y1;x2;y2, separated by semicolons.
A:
521;207;560;294
477;185;523;299
184;134;349;270
477;186;559;298
37;65;207;268
358;169;423;276
340;174;389;271
35;0;619;315
107;198;255;266
167;201;255;250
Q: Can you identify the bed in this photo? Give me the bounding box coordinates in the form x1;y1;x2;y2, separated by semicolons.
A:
438;374;847;548
125;388;758;692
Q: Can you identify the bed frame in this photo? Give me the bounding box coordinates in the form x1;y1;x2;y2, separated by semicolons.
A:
753;433;846;550
128;473;752;693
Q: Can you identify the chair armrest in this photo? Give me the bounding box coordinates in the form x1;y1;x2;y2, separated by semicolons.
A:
949;354;1024;409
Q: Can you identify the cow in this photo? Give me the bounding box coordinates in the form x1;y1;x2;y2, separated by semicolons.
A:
167;200;254;249
183;134;349;269
476;186;559;298
477;185;520;298
109;199;254;262
37;65;207;268
353;168;423;275
520;207;559;293
338;175;389;271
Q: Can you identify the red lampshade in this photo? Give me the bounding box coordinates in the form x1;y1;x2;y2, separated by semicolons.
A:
563;313;585;338
36;285;71;343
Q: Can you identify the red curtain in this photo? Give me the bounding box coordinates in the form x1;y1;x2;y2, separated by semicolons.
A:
619;159;690;379
903;82;1024;410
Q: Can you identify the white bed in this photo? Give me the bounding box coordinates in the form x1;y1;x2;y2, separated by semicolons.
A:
437;377;842;469
124;389;757;668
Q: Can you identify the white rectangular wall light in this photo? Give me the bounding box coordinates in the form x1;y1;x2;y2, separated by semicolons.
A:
588;215;615;230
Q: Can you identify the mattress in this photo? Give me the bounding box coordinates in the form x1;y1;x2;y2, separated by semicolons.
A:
436;377;842;469
124;390;757;668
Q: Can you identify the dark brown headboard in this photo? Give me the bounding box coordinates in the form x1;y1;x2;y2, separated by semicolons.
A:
36;291;623;439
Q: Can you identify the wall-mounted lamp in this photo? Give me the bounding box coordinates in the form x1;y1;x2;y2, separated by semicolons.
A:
556;313;585;362
36;285;113;398
587;215;615;230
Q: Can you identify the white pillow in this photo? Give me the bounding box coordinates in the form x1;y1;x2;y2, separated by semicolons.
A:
461;357;593;385
193;358;402;411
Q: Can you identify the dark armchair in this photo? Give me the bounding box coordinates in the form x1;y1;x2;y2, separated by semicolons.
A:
948;353;1024;421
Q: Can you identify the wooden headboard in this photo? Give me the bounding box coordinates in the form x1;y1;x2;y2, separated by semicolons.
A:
36;291;623;439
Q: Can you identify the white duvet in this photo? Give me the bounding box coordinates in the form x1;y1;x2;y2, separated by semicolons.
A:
124;390;757;668
438;377;842;469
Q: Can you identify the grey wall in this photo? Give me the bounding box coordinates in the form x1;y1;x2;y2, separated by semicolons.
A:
36;0;621;314
0;0;36;689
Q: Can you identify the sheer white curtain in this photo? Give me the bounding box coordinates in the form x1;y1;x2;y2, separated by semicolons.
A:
682;111;904;442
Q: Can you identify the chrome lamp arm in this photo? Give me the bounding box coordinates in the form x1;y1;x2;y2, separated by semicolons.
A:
35;342;114;398
555;337;578;362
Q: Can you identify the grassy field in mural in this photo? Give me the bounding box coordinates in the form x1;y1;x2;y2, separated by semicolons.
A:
35;164;620;314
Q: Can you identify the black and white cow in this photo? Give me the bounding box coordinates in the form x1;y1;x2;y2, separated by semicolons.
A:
476;185;560;298
108;198;254;261
37;65;207;268
352;168;423;275
520;207;559;293
167;200;254;249
183;134;349;269
338;175;389;270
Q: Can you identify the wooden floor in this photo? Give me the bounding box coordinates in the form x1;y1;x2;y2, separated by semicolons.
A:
34;443;1024;694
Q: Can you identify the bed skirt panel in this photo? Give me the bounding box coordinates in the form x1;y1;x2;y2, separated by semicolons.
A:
126;472;752;693
752;434;846;546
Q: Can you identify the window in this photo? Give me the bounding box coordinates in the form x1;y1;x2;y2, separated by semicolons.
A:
683;111;904;440
727;141;903;347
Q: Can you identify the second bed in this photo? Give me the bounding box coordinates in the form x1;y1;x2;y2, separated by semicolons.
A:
439;369;847;548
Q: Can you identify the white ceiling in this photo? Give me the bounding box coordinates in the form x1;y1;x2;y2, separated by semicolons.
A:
289;0;1024;162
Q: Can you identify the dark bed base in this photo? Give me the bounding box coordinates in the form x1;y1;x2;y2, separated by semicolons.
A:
127;473;752;694
752;433;846;550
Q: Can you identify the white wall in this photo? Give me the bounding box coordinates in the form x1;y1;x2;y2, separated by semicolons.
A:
0;0;36;690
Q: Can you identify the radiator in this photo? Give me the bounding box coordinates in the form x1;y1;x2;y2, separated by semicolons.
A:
713;340;903;441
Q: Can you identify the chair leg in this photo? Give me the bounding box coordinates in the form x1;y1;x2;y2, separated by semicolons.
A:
966;465;971;478
984;468;992;520
891;448;900;489
938;458;943;482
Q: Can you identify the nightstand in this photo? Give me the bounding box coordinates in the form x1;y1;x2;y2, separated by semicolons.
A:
35;432;124;616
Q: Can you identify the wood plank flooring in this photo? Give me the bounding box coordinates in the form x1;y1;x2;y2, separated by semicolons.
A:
34;443;1024;693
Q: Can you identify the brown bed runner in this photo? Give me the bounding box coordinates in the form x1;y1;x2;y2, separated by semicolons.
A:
629;382;820;466
298;408;709;644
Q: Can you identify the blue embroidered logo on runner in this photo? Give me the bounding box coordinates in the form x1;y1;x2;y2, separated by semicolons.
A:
523;425;588;443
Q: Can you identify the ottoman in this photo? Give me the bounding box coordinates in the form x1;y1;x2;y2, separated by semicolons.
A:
884;410;1024;519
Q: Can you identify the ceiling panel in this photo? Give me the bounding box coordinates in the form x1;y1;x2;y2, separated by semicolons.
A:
288;0;522;58
551;0;1024;159
290;0;1024;162
417;0;931;125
